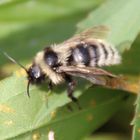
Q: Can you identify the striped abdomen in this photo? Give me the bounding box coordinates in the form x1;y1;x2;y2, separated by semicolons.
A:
69;41;121;67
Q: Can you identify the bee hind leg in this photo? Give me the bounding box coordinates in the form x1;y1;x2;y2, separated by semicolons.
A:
65;75;81;110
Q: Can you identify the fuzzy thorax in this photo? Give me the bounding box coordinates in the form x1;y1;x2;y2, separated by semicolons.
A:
34;51;64;85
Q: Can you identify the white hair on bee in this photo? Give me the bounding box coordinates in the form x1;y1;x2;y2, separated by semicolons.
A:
110;44;121;64
93;41;106;67
34;50;64;85
53;44;71;65
97;39;121;66
77;38;121;67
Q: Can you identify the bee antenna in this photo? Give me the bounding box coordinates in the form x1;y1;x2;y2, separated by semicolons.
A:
27;80;31;98
2;51;28;73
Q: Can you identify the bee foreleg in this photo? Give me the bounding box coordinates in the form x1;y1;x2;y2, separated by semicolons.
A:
65;75;81;109
48;81;53;91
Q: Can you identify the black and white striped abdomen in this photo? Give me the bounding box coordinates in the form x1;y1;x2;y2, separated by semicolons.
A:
69;41;121;67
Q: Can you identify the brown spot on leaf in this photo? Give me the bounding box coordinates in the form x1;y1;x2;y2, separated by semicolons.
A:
89;100;96;107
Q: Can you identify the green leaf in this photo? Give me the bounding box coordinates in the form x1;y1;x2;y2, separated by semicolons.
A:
0;73;127;140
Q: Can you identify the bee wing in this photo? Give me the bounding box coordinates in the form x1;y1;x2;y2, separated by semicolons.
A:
53;25;111;66
57;66;116;86
63;25;110;44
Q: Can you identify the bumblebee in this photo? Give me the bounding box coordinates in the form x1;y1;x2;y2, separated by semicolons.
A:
3;26;121;108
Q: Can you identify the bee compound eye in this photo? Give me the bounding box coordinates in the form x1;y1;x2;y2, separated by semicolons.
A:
31;65;41;79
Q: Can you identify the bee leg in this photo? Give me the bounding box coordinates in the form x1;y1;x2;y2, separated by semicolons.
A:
65;75;81;109
48;81;53;91
67;82;81;110
46;81;54;108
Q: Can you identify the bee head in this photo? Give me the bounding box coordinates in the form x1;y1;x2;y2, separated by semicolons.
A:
27;64;46;84
26;64;46;96
1;51;46;97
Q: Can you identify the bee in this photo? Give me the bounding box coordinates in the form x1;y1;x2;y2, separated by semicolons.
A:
3;25;121;108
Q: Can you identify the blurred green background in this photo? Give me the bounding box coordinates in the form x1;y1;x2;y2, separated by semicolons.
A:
0;0;140;140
